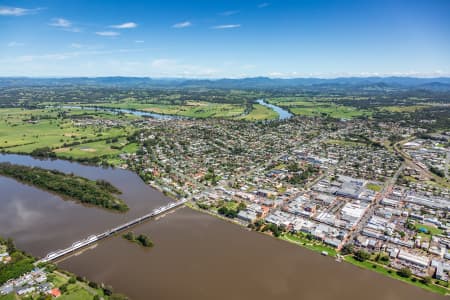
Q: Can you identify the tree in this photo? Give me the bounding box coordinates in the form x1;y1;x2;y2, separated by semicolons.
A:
340;244;354;255
225;209;238;218
59;283;68;293
380;255;389;263
123;232;135;241
421;276;432;285
287;162;300;172
253;219;264;231
6;238;16;252
237;202;247;211
354;250;370;262
406;220;415;230
397;267;412;278
217;206;228;215
137;234;153;247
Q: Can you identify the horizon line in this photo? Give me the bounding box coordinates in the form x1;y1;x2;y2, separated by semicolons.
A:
1;75;450;80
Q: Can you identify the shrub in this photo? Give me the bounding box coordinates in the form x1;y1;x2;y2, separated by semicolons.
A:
354;250;370;262
397;267;412;278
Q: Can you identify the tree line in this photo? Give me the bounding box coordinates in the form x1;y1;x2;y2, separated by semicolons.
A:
0;163;127;212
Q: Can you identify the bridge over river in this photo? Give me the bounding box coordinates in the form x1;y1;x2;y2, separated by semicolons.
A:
39;199;187;263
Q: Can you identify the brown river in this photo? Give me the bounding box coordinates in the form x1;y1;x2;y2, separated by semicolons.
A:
0;154;446;299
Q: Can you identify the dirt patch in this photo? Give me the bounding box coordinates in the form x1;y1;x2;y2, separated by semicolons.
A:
64;133;79;137
54;147;70;153
79;147;97;152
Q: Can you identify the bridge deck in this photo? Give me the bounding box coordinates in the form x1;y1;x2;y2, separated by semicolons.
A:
39;199;187;263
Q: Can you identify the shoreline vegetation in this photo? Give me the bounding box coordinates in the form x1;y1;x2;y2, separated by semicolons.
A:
0;88;448;297
0;237;35;286
122;232;154;248
0;236;128;300
0;162;128;212
192;202;449;296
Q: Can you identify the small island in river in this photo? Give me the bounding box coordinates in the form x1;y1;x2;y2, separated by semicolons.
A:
0;162;128;212
122;232;154;248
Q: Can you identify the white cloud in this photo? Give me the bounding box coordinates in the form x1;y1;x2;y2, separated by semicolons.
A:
17;53;71;62
95;31;120;37
212;24;241;29
69;43;103;50
220;10;240;16
70;43;83;48
258;3;270;8
7;41;24;47
172;21;192;28
0;6;40;16
9;48;145;63
49;18;71;27
110;22;137;29
49;18;81;32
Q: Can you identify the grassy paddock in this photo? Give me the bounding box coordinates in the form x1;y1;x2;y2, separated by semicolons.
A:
237;104;278;121
344;256;449;295
280;233;337;257
85;101;246;119
266;97;371;119
0;108;136;162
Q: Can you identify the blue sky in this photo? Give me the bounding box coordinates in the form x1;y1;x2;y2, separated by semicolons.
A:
0;0;449;78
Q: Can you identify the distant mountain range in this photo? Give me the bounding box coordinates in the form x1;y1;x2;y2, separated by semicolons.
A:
1;76;450;91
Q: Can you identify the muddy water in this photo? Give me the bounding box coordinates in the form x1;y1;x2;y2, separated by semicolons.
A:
0;154;169;257
0;154;446;300
60;208;445;300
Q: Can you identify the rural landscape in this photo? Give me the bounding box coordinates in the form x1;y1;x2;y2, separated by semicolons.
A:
0;0;449;299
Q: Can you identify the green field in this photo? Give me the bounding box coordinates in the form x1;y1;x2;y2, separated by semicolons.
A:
237;104;278;121
280;233;337;257
289;105;369;118
267;97;371;119
85;100;246;119
50;271;106;300
344;256;449;295
0;294;18;300
0;108;137;163
85;100;286;120
366;183;382;192
54;138;135;159
326;139;367;147
414;223;444;236
380;105;429;113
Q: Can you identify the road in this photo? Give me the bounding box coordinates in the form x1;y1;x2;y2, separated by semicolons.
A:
393;136;449;187
39;199;187;263
345;162;405;244
445;149;449;179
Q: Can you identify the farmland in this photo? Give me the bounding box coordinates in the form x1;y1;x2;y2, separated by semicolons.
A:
85;100;247;119
0;108;138;164
267;97;372;119
237;103;278;121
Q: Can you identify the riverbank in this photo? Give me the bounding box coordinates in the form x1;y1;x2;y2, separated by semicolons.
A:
0;151;446;298
344;255;449;295
0;237;127;300
188;201;449;296
67;98;292;121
